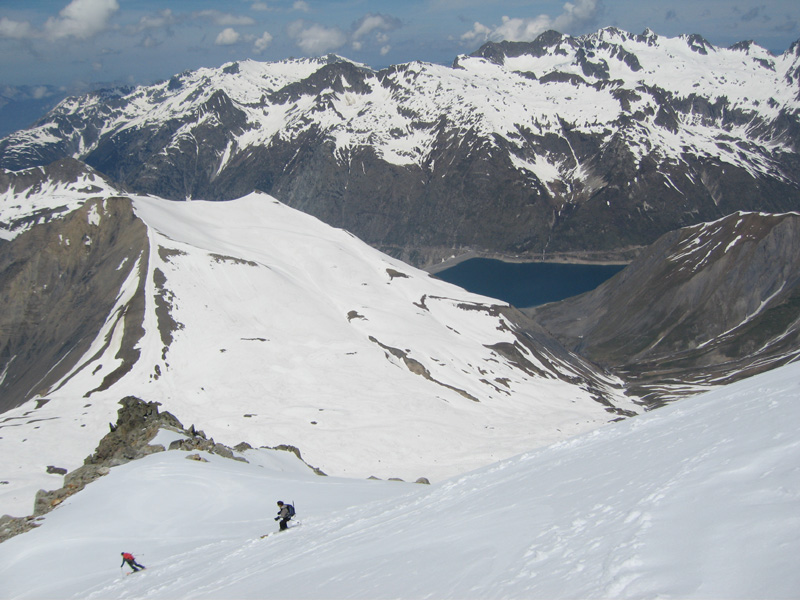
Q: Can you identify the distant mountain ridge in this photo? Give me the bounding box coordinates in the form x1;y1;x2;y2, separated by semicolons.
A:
1;28;799;266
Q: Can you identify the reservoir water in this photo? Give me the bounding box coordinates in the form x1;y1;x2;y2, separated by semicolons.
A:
433;258;626;308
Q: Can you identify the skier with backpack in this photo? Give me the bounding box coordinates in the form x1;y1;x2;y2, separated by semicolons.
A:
274;500;295;531
120;552;146;573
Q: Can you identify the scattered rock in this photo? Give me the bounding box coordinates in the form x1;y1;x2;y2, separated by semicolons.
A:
186;454;209;462
46;466;67;475
212;443;234;460
386;268;409;280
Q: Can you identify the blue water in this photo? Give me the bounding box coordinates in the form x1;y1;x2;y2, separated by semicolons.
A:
434;258;626;308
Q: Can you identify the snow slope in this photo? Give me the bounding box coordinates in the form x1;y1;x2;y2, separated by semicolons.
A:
0;191;637;517
1;360;798;599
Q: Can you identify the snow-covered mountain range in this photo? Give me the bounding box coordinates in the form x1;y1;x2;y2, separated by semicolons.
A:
0;173;639;519
1;28;799;266
1;359;798;598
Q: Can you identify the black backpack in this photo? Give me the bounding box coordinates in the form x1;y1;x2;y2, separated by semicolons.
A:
286;504;295;517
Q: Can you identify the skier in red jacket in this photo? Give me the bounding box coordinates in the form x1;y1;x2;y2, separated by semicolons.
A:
120;552;146;572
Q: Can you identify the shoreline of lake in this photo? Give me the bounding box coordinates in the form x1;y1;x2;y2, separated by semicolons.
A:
425;249;638;275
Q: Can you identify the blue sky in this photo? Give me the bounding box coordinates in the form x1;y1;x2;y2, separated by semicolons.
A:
1;0;798;89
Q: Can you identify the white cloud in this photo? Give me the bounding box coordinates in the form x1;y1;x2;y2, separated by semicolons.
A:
129;9;176;34
493;14;555;42
380;45;391;56
215;27;241;46
293;1;311;13
553;0;600;31
43;0;120;41
0;0;120;42
141;35;160;48
0;17;34;40
288;20;347;54
461;21;491;43
250;2;272;11
253;30;273;53
289;13;400;57
350;13;400;52
461;0;600;44
352;14;398;41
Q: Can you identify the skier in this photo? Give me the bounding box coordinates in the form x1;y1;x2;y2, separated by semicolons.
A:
274;500;295;531
120;552;146;572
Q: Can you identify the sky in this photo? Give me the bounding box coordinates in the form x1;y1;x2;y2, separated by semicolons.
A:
0;0;799;91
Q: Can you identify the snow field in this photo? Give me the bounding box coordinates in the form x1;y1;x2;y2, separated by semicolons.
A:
2;361;799;598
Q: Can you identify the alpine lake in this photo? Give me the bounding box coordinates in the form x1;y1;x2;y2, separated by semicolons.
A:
432;258;626;308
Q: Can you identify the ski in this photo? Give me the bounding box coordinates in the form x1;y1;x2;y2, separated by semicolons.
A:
260;521;301;538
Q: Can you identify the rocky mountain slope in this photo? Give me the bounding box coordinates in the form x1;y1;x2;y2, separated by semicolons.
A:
1;28;799;266
528;211;800;404
0;183;640;518
0;157;123;242
0;192;146;413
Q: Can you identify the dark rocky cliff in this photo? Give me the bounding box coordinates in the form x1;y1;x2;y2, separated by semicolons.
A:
0;197;148;412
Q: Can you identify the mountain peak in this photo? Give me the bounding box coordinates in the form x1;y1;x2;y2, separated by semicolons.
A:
680;33;715;55
1;27;799;268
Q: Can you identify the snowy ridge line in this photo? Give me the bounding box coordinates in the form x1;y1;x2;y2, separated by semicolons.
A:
668;211;799;268
1;28;797;270
3;29;798;180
